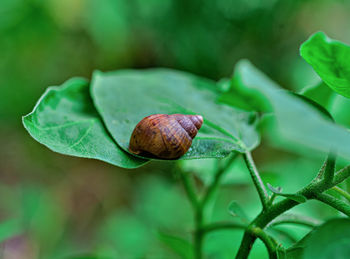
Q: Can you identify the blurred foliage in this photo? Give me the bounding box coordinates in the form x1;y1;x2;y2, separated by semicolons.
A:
1;0;350;258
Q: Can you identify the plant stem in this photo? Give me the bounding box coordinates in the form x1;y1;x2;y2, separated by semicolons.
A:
331;186;350;202
180;171;199;210
235;163;350;259
323;154;335;187
201;153;238;206
201;222;246;233
243;152;269;210
267;213;321;228
194;208;203;259
179;171;202;259
333;165;350;186
236;198;298;259
250;227;278;259
180;153;239;259
314;192;350;216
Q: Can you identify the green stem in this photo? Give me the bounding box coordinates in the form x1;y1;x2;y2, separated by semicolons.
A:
201;222;246;233
235;162;350;259
314;192;350;216
201;152;238;207
194;209;203;259
180;171;199;210
331;186;350;202
202;222;278;259
179;172;202;259
323;154;336;188
267;213;321;228
180;153;239;259
250;227;278;259
333;165;350;186
243;152;269;210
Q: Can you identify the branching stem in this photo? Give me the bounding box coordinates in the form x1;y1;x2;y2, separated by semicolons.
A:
243;152;269;210
235;161;350;259
179;152;239;259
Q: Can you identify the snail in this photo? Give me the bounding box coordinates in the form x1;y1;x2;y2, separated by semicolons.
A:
129;114;203;159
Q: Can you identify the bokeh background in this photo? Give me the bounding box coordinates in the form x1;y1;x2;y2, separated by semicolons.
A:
1;0;350;258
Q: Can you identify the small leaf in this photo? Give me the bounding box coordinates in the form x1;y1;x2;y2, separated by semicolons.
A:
228;201;249;223
300;31;350;99
158;232;194;259
91;69;260;160
267;184;307;203
23;78;146;168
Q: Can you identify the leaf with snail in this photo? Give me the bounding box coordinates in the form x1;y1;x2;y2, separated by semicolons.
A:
22;78;147;168
91;69;260;160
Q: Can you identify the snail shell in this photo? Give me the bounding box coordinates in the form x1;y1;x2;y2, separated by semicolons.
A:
129;114;203;159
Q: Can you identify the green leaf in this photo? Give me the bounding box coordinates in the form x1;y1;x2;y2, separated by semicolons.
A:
300;31;350;99
91;69;260;160
267;184;307;203
23;78;146;168
158;232;194;259
218;75;271;112
303;218;350;259
228;201;249;223
233;59;350;161
287;218;350;259
0;219;22;243
300;81;334;108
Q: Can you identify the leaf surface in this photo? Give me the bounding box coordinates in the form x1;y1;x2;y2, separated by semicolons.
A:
286;218;350;259
232;60;350;161
300;31;350;98
91;69;260;159
23;78;146;168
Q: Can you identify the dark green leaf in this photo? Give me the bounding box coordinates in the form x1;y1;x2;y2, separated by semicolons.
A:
23;78;146;168
233;59;350;161
300;31;350;99
228;201;249;223
158;232;194;259
291;92;334;122
267;184;307;203
300;81;334;108
91;69;260;160
287;218;350;259
303;218;350;259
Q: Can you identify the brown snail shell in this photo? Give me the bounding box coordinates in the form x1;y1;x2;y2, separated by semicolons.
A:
129;114;203;159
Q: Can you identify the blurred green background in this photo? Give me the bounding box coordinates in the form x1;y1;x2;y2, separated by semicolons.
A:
1;0;350;258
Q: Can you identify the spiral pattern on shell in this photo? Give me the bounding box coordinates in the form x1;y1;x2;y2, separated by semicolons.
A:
129;114;203;159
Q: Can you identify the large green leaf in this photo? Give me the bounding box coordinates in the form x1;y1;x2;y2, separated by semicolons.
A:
91;69;260;159
286;218;350;259
23;78;146;168
232;59;350;161
300;32;350;99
